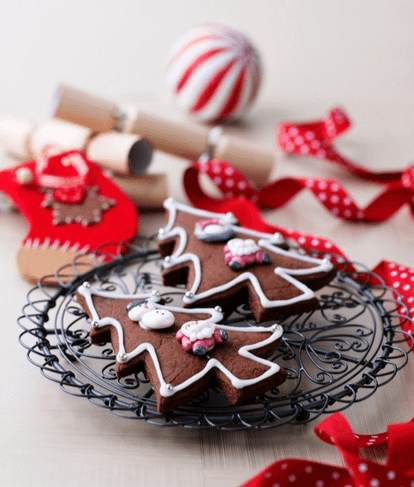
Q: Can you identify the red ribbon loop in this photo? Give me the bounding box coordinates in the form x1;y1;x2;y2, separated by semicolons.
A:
241;413;414;486
277;107;402;183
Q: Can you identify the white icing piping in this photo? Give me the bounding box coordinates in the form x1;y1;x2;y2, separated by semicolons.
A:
161;197;284;244
183;269;315;307
79;286;223;321
160;226;187;259
78;285;282;397
159;199;334;310
163;253;202;295
258;239;332;272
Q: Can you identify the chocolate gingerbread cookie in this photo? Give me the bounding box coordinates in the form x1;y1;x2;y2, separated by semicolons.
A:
158;199;337;322
77;284;286;413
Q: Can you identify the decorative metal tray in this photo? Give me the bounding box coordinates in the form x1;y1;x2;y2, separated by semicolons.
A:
18;239;413;430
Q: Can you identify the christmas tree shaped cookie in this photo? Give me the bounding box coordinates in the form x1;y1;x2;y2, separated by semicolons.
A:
77;284;286;412
158;199;336;322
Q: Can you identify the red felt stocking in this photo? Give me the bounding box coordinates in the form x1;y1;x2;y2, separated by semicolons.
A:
0;147;138;282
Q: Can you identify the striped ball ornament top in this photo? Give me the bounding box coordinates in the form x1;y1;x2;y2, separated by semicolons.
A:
166;24;262;124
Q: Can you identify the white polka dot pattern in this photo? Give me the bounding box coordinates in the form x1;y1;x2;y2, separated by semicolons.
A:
277;107;412;223
240;412;414;487
192;143;414;225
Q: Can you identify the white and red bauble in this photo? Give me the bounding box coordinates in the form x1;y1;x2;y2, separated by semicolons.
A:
166;23;262;124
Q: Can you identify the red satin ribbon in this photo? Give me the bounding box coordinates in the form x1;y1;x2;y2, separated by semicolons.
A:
241;412;414;487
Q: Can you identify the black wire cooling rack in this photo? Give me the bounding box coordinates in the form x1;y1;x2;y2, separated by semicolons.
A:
18;238;414;430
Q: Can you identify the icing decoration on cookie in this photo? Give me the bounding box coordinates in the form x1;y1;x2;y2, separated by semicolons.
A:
126;298;157;321
194;218;235;242
140;309;175;330
158;198;336;322
127;296;175;330
176;320;228;355
224;237;270;270
77;284;286;413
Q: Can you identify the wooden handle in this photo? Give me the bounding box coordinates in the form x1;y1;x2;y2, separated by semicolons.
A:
112;173;168;209
125;108;209;159
52;83;119;132
127;110;274;186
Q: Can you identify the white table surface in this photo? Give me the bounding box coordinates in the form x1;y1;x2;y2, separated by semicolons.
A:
1;1;414;486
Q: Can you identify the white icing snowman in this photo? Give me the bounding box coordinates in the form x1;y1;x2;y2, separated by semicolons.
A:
139;309;175;330
126;299;175;330
126;299;156;321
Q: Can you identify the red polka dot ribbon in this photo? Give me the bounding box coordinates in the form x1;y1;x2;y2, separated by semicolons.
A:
186;155;414;224
277;107;403;183
277;107;414;221
240;412;414;487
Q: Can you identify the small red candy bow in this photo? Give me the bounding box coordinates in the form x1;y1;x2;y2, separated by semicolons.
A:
241;412;414;487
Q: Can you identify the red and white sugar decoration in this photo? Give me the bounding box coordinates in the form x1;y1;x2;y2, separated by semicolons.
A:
166;23;262;123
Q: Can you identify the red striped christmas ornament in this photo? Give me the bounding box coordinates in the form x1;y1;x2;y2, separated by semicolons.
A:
166;24;262;124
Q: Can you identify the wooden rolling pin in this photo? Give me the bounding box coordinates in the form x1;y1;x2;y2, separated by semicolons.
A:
53;83;275;187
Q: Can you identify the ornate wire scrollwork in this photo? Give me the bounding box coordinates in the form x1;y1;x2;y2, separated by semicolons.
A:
18;239;414;430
